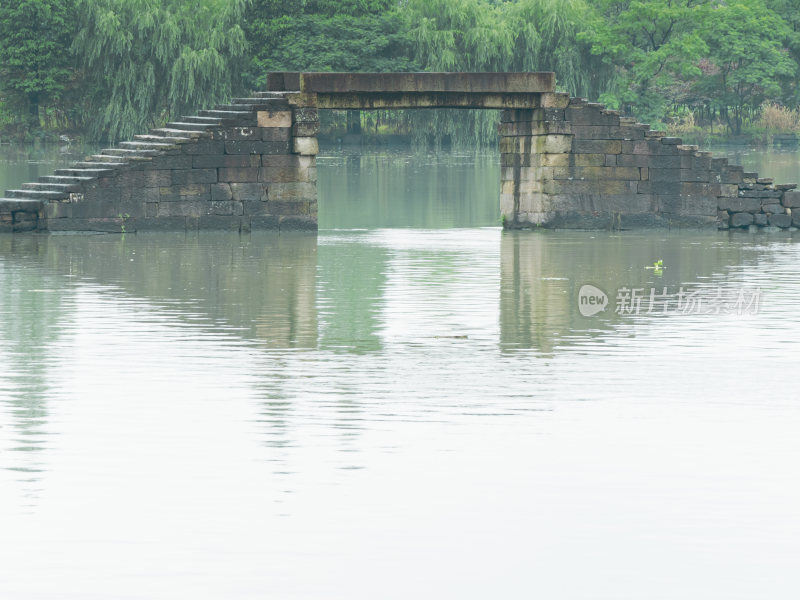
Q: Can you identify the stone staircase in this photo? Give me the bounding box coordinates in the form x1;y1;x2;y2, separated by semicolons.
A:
0;92;295;233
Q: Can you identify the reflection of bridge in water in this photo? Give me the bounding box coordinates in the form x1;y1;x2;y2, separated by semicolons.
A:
0;230;762;491
4;72;796;233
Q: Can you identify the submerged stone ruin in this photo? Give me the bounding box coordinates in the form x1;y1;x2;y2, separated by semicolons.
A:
1;72;797;234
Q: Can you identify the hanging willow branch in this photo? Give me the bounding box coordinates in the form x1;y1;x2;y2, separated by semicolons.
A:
72;0;251;142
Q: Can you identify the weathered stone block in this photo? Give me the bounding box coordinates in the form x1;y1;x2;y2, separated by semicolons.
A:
661;137;682;145
572;153;606;167
218;167;260;183
718;210;730;228
569;125;614;139
225;141;290;155
149;155;194;170
717;184;739;197
718;197;761;213
619;126;645;140
500;121;570;136
188;216;243;231
159;184;211;202
679;169;709;183
637;181;679;195
753;213;768;226
222;126;262;140
211;183;233;201
262;127;291;141
782;191;800;207
762;203;784;214
157;200;208;217
293;137;319;155
260;165;317;183
192;155;261;169
46;217;124;232
250;215;281;230
262;154;315;169
142;170;172;187
731;212;755;227
257;110;292;127
291;122;320;137
146;203;158;218
649;169;681;182
534;134;573;154
182;140;225;155
230;183;267;202
565;107;610;126
573;139;620;154
539;93;570;108
769;213;792;228
171;169;217;185
209;201;244;216
268;182;316;202
268;201;316;216
242;200;273;216
552;166;640;181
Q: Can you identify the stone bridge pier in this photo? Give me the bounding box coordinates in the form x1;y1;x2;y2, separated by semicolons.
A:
2;71;798;233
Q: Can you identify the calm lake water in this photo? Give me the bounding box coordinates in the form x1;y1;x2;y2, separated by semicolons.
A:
1;143;800;599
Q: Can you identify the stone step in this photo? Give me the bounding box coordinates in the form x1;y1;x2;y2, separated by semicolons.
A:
71;161;127;169
99;148;158;159
84;154;131;164
5;189;67;200
231;97;290;105
165;121;217;131
149;127;204;138
55;168;116;178
253;91;292;98
0;198;45;211
197;110;251;119
134;134;192;144
119;140;179;151
39;175;95;185
218;103;289;112
179;116;224;124
22;181;83;193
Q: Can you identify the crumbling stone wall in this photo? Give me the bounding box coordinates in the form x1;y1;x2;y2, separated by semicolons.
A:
500;96;799;230
0;95;319;234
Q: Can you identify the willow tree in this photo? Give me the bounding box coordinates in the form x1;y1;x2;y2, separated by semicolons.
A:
508;0;614;100
402;0;514;147
72;0;250;142
0;0;76;131
400;0;614;147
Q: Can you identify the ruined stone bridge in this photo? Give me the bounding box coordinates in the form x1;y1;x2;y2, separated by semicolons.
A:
2;71;798;234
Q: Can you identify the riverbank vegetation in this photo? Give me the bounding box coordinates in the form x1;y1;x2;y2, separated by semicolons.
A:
2;0;800;146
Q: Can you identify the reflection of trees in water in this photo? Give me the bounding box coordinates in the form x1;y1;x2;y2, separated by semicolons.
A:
38;232;319;349
317;235;389;353
317;151;500;229
500;231;752;354
0;236;69;493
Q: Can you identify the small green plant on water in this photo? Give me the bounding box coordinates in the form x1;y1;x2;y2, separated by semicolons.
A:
645;259;665;275
118;213;130;233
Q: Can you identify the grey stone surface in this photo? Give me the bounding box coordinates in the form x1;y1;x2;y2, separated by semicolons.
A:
731;212;755;227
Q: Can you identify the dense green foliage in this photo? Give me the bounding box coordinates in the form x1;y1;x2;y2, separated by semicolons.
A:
0;0;75;132
3;0;800;143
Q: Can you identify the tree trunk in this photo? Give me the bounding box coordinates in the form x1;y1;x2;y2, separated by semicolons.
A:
346;110;361;135
28;92;40;130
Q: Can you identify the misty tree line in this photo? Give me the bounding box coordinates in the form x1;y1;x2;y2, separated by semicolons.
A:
1;0;799;143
